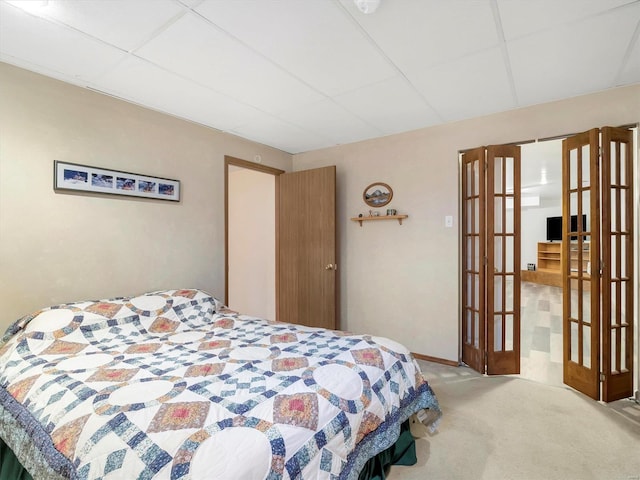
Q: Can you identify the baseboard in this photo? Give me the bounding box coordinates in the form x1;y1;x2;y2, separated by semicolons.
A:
412;352;458;367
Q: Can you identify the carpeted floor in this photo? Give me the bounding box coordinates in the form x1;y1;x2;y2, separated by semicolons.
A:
387;360;640;480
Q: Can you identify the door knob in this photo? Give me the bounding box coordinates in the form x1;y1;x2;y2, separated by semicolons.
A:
325;263;337;270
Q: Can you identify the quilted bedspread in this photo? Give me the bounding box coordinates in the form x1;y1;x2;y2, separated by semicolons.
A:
0;289;440;479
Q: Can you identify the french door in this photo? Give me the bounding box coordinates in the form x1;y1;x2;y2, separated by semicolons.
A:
562;127;634;401
462;145;521;375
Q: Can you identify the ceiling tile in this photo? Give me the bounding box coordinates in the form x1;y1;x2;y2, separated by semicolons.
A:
194;0;397;96
334;75;442;135
6;0;186;52
410;47;515;122
498;0;635;41
617;32;640;85
509;5;640;106
134;12;324;115
230;112;332;154
340;0;499;74
277;99;382;145
0;2;126;82
91;56;262;132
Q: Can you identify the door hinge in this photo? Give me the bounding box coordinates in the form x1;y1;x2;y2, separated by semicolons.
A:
600;373;605;382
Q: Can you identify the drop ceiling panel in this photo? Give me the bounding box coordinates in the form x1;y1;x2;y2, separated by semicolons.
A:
1;0;639;155
334;76;442;135
498;0;635;41
618;34;640;84
411;48;515;122
0;2;126;82
134;12;324;115
91;57;261;132
230;113;332;154
343;0;499;75
194;0;397;96
509;6;640;106
277;99;382;145
6;0;187;52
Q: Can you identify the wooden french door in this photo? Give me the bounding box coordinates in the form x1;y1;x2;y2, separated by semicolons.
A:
601;127;634;402
562;129;600;399
277;166;337;330
562;127;634;402
462;145;521;375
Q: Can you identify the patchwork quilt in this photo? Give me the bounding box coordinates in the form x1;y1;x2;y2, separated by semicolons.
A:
0;289;441;479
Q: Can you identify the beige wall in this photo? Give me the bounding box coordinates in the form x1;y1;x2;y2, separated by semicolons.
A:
0;62;292;331
293;84;640;362
228;167;276;320
2;59;639;378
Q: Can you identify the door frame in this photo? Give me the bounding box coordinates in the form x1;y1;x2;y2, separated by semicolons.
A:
224;156;284;307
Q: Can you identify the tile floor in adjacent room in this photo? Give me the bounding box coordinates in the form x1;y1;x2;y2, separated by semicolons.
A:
518;281;564;387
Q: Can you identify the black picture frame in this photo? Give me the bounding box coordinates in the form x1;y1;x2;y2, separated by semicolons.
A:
54;160;180;202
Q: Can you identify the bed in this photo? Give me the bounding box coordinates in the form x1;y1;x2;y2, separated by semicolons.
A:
0;289;441;479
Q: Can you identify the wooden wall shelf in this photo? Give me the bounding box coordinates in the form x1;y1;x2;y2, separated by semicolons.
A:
351;214;408;226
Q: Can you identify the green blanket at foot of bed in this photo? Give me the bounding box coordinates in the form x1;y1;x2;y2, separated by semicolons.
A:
358;420;417;480
0;438;33;480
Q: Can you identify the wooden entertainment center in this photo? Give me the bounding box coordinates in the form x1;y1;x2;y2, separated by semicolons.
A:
521;241;590;287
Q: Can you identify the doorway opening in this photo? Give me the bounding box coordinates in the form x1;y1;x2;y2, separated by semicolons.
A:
224;156;283;320
518;138;564;387
224;159;338;329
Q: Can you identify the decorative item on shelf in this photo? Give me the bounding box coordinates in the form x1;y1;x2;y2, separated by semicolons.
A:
386;208;397;216
363;182;393;208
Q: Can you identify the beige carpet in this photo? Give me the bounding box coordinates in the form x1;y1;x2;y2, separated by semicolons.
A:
387;360;640;480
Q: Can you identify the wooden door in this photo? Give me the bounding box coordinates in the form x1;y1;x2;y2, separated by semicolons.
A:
562;129;601;400
462;148;486;372
461;145;520;375
277;166;337;329
486;145;521;374
601;127;634;402
562;127;635;401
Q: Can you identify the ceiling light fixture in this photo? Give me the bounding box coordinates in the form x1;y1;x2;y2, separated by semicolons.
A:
354;0;381;14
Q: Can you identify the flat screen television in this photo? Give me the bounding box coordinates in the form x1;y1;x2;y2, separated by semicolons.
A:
546;214;587;241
